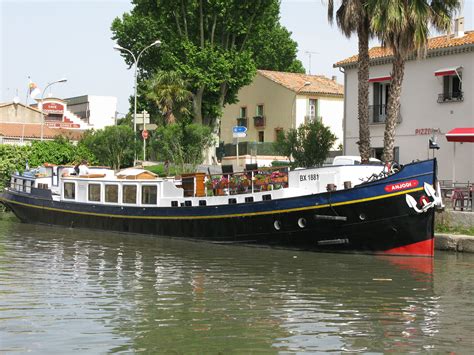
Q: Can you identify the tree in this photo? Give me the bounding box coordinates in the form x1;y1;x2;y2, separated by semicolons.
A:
368;0;460;161
79;126;136;170
328;0;372;163
274;120;337;168
111;0;304;127
151;122;214;174
146;70;193;124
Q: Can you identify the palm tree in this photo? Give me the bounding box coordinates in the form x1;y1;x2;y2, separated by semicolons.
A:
146;71;193;124
328;0;372;163
368;0;460;162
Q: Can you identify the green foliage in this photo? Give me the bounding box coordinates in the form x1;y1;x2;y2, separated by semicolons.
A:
151;123;214;174
0;145;30;190
28;136;96;168
274;120;337;168
146;70;193;124
111;0;304;125
79;126;135;170
145;163;179;177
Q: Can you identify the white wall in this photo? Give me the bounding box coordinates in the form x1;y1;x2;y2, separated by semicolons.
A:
343;50;473;182
319;97;344;148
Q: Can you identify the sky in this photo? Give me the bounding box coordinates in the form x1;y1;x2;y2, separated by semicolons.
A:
1;0;473;115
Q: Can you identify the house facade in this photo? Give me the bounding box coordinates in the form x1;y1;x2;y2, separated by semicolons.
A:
335;27;474;183
220;70;344;168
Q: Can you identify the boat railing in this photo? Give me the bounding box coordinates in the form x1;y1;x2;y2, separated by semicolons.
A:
205;166;289;196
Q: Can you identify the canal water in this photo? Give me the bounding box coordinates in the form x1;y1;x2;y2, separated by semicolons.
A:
0;214;473;353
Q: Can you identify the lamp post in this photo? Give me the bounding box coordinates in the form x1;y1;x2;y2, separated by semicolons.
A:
291;81;311;129
40;78;67;141
114;39;161;165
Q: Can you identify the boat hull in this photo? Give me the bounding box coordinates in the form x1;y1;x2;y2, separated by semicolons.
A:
0;160;438;256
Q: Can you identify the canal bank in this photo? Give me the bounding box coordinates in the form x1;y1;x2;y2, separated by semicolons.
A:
435;209;474;252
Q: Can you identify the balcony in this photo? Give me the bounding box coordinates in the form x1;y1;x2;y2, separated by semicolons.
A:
369;104;402;125
437;91;464;103
304;115;322;124
253;115;265;127
236;117;248;127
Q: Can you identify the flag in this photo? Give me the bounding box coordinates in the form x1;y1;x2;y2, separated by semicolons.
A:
29;80;40;98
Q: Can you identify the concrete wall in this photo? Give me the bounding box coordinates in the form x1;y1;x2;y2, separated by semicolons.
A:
344;49;473;182
88;96;117;129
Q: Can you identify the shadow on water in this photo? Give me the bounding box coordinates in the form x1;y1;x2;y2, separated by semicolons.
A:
0;214;473;353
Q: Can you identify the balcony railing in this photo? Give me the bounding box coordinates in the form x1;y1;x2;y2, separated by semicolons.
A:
369;104;402;124
236;117;248;127
437;91;464;103
253;115;265;127
304;115;322;124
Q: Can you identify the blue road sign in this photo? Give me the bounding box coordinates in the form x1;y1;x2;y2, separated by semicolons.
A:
232;126;247;133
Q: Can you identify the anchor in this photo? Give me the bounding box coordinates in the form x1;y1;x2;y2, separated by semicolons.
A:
405;182;444;214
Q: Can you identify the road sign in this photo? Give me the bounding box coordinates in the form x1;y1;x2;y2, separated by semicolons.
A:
136;110;150;125
142;129;149;140
233;126;247;134
145;123;158;130
233;132;247;138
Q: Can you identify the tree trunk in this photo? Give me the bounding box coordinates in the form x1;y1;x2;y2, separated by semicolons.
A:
357;22;371;164
383;53;405;162
192;87;204;124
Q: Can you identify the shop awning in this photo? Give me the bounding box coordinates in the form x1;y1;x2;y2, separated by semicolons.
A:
445;127;474;143
368;76;391;83
434;66;462;77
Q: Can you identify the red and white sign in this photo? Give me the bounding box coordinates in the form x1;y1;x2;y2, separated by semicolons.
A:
384;180;419;193
142;129;149;140
42;102;64;114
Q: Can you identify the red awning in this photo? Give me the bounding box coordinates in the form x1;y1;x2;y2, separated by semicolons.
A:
368;76;391;83
445;127;474;143
434;66;462;77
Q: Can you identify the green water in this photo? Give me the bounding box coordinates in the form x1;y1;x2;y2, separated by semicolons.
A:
0;214;473;353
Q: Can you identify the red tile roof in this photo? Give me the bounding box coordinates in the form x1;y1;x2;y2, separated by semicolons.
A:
258;70;344;96
335;31;474;67
0;122;84;141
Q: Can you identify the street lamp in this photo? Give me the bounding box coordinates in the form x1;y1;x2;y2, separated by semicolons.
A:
291;81;311;129
114;39;162;165
40;78;67;141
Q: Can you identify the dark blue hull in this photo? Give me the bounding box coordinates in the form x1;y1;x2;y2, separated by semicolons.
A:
1;160;438;256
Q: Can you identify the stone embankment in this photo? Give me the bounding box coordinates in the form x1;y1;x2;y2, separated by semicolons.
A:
435;209;474;253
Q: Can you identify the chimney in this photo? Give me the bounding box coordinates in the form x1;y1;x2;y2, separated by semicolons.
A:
331;75;337;82
454;17;464;38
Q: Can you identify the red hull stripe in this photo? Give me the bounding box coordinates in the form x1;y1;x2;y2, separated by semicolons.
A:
382;238;434;257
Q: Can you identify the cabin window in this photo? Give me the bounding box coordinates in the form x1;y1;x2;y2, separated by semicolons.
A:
228;198;237;204
64;182;76;199
123;185;137;204
262;194;272;201
245;196;254;203
38;183;49;189
185;200;192;207
171;201;178;207
142;185;157;205
105;185;119;203
199;200;207;206
88;183;101;202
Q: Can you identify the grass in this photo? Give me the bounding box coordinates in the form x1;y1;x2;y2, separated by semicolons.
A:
435;211;474;236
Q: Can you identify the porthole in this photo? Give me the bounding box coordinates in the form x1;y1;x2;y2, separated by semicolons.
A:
274;220;282;231
298;218;307;228
359;213;366;221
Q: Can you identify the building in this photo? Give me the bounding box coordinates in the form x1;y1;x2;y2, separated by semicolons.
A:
66;95;118;129
334;23;473;183
220;70;344;168
0;102;82;144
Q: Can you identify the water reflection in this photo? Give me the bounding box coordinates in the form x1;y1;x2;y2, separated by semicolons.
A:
0;217;473;352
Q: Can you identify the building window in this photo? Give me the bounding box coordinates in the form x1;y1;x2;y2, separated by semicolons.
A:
307;99;319;122
256;104;264;117
142;185;157;205
105;185;118;203
275;128;283;141
123;185;137;204
258;131;264;142
64;182;75;200
371;82;390;123
239;107;247;118
88;183;101;202
438;74;463;102
372;147;399;162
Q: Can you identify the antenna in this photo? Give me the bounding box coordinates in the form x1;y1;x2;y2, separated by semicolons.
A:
305;51;319;75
